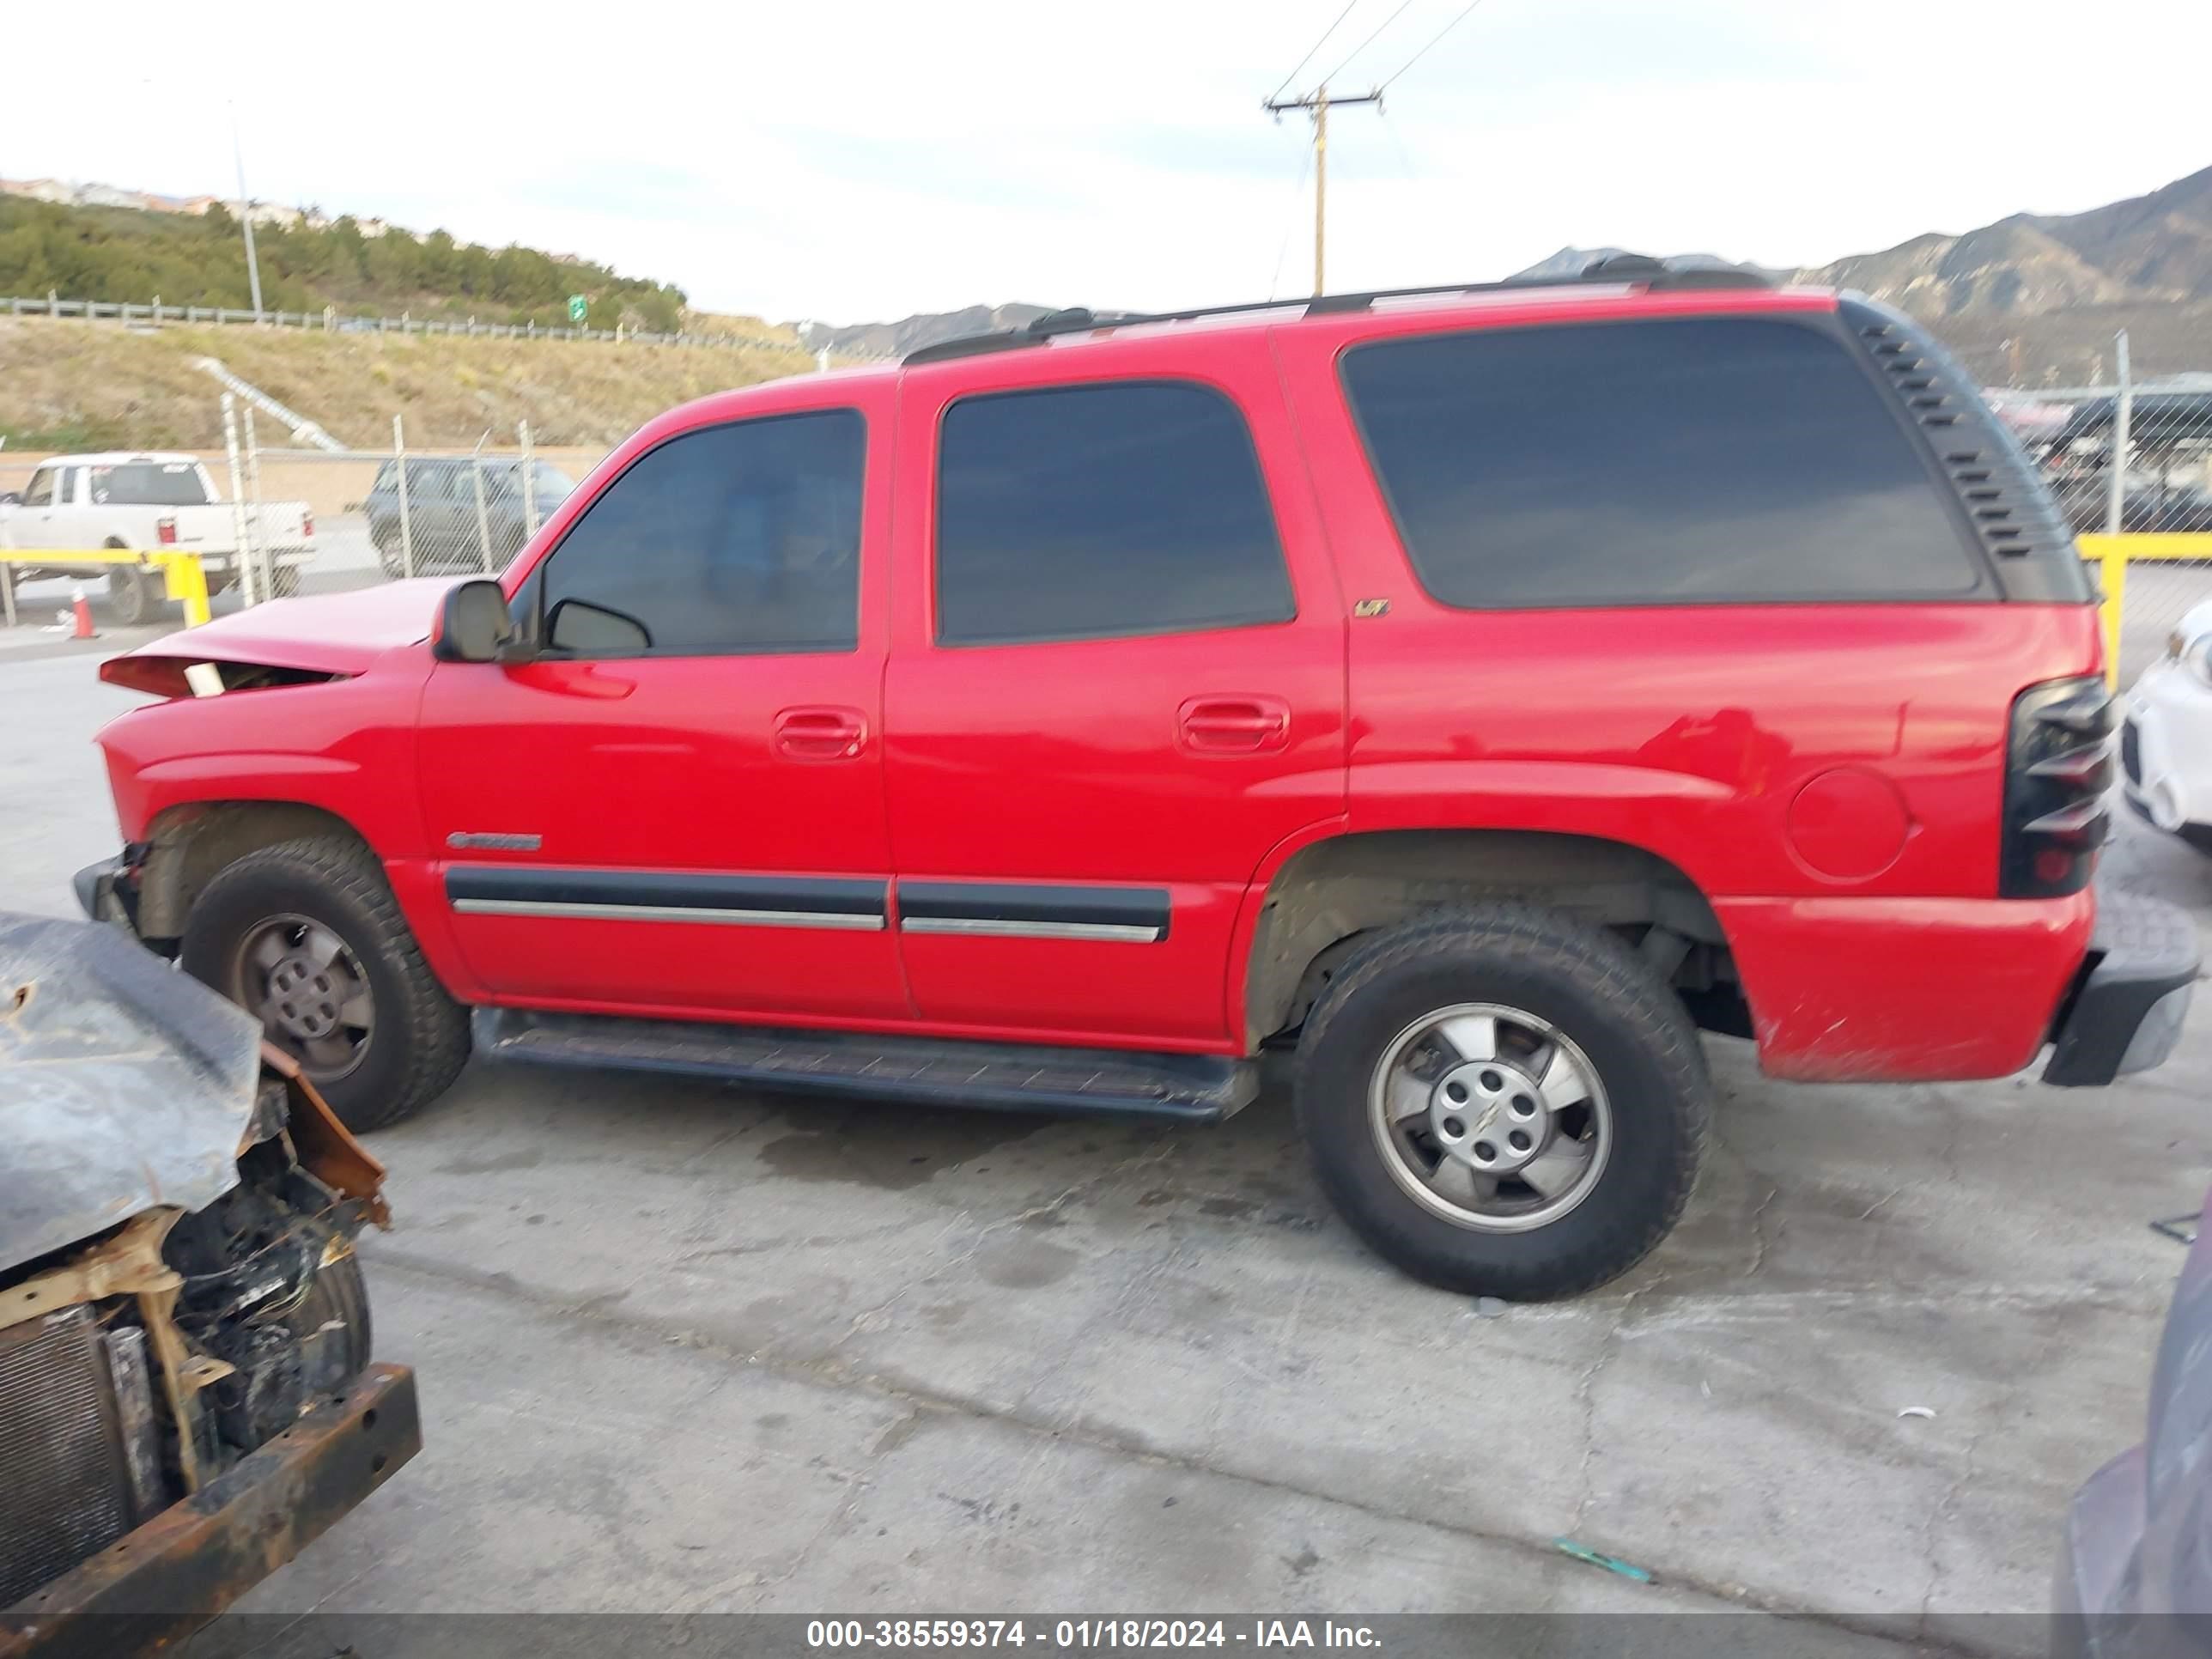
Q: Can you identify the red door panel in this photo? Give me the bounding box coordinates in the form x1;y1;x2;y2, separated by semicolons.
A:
884;331;1348;1048
417;652;906;1019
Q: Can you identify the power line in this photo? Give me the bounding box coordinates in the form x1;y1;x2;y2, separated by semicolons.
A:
1320;0;1417;87
1267;0;1364;106
1376;0;1492;92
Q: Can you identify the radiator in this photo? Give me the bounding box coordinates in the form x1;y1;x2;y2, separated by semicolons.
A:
0;1307;134;1609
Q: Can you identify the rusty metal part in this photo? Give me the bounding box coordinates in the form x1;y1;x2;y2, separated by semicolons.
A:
0;1214;246;1496
131;1284;228;1496
0;1215;179;1337
0;1364;419;1659
257;1043;390;1230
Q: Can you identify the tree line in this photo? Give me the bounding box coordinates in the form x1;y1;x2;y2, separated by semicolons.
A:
0;196;689;333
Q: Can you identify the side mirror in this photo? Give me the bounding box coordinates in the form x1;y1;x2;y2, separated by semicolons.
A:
0;492;20;507
432;579;518;663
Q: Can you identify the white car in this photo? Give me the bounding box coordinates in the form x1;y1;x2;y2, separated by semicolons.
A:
2124;598;2212;853
0;452;316;624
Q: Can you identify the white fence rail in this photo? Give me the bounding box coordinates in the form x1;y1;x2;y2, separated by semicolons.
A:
2;292;752;348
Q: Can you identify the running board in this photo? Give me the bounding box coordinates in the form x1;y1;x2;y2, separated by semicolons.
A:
473;1009;1258;1122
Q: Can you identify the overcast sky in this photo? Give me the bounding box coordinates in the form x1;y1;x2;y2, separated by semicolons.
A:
9;0;2208;324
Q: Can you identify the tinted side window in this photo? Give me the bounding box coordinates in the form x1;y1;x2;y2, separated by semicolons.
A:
540;409;864;656
1340;317;1984;608
935;381;1294;646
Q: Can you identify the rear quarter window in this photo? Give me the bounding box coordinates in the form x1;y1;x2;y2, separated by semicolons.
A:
1340;316;1988;609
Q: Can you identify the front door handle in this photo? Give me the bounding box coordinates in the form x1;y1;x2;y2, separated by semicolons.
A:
1178;696;1291;754
775;705;869;761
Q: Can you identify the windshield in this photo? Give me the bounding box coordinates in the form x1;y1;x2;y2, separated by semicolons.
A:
89;462;210;507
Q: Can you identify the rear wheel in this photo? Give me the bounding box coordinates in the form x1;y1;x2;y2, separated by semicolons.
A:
106;560;157;626
179;836;470;1131
269;564;300;599
1294;905;1709;1299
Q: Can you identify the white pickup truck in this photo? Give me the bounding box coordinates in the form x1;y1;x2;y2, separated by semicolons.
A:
0;453;316;624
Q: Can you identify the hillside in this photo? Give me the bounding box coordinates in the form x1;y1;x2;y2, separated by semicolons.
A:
793;303;1060;361
1791;164;2212;380
0;195;691;335
1503;167;2212;383
0;317;816;451
1802;165;2212;314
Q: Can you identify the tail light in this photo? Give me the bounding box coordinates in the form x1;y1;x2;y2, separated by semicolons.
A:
302;512;314;538
155;516;177;545
2002;676;2113;897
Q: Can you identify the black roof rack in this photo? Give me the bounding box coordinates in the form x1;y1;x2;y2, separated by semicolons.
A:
902;256;1776;366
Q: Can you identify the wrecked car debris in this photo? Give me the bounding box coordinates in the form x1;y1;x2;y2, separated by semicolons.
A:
0;913;417;1657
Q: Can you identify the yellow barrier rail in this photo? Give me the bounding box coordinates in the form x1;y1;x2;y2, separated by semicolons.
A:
2079;534;2212;689
0;549;211;629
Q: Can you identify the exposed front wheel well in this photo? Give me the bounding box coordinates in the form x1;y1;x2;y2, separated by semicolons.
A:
1244;830;1747;1049
133;801;375;941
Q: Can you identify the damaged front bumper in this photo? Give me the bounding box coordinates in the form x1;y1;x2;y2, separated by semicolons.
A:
2045;888;2201;1086
0;1364;419;1659
71;854;139;933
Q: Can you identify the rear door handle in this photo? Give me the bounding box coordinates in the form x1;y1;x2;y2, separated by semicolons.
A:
775;705;869;761
1178;696;1291;754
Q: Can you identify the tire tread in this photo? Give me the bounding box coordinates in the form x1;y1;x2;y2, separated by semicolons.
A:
1295;903;1709;1298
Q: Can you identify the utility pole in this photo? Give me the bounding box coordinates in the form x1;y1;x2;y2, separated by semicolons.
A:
1264;83;1381;295
228;103;264;319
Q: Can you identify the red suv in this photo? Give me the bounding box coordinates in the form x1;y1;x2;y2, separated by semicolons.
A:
78;263;2197;1299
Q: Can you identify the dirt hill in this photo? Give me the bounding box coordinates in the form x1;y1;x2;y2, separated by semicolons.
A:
1507;167;2212;384
0;317;817;452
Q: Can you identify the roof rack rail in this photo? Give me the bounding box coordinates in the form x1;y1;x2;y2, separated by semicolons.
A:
902;258;1776;365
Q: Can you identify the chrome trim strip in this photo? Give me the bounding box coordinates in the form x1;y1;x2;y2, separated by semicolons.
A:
899;915;1163;944
453;898;885;931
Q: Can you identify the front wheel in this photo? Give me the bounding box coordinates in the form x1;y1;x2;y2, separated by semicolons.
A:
179;836;471;1131
1294;905;1709;1300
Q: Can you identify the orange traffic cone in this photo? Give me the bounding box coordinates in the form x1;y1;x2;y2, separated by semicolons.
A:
70;587;97;640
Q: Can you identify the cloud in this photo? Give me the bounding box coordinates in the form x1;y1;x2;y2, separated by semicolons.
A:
6;0;2208;320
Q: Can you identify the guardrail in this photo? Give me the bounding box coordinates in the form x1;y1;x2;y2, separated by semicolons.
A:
0;550;211;629
2;293;764;349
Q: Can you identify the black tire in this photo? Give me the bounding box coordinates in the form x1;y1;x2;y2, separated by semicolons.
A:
180;836;470;1132
1294;905;1709;1300
107;560;156;626
270;564;300;599
370;526;406;580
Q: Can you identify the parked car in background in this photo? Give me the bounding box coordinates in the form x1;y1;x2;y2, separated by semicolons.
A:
2060;477;2212;536
0;453;316;624
363;457;574;576
76;266;2197;1301
2123;598;2212;854
0;912;416;1653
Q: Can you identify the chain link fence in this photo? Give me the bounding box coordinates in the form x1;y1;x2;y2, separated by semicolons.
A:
0;404;602;625
247;425;599;589
1989;343;2212;684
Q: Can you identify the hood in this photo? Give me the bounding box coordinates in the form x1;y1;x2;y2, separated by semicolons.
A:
100;577;461;696
0;912;262;1274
